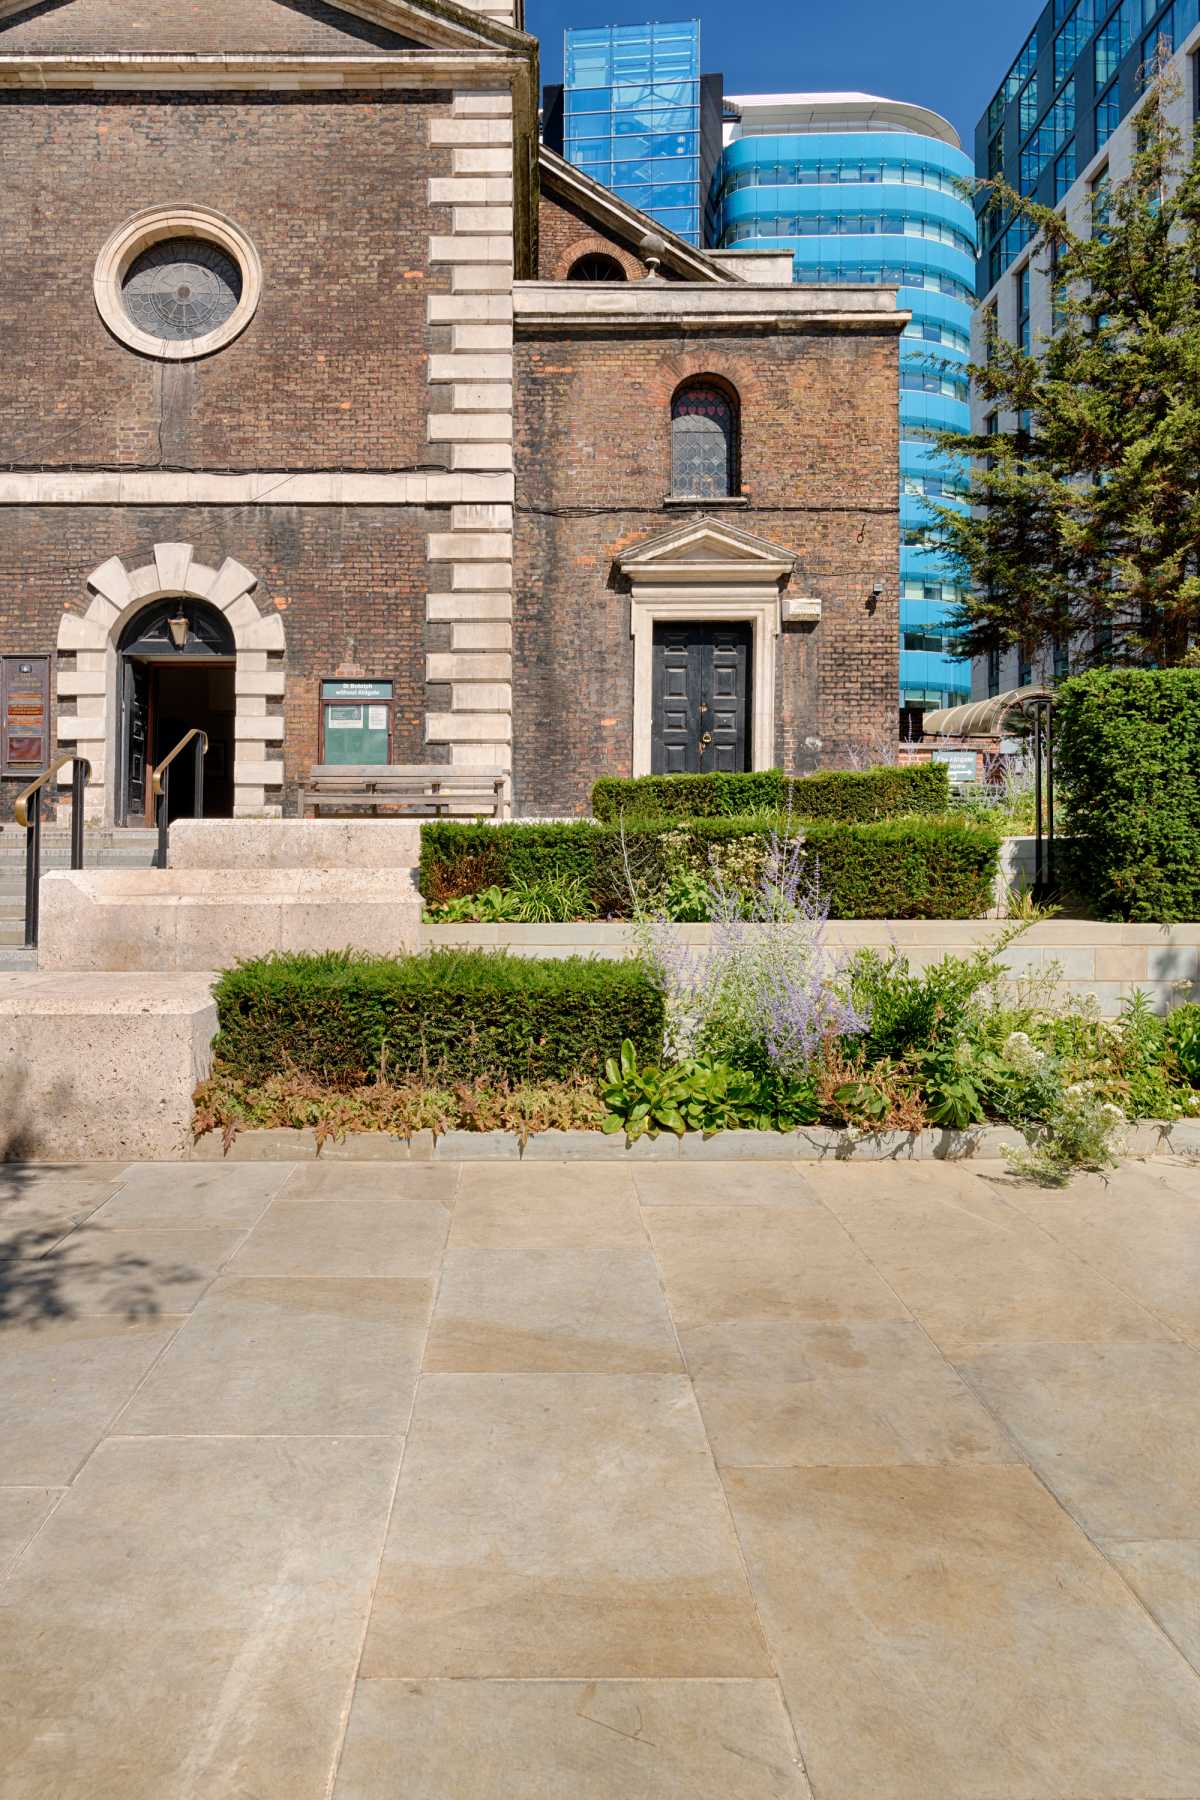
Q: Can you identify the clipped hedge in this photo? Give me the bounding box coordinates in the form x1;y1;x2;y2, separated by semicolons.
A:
213;949;666;1088
591;764;949;823
1056;667;1200;922
420;815;999;920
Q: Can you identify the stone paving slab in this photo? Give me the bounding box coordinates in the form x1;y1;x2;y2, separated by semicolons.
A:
1104;1539;1200;1675
0;1436;400;1800
87;1162;293;1229
725;1462;1200;1800
958;1340;1200;1539
450;1162;644;1247
816;1159;1178;1354
119;1274;435;1439
0;1314;184;1485
996;1163;1200;1344
424;1248;684;1374
227;1197;449;1279
332;1680;811;1798
685;1318;1018;1468
361;1373;772;1680
0;1486;63;1578
2;1155;1200;1798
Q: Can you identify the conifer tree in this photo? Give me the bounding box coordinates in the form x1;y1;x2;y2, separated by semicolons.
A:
928;58;1200;671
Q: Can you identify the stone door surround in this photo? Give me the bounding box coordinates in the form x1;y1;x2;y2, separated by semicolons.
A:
616;516;808;777
56;543;286;823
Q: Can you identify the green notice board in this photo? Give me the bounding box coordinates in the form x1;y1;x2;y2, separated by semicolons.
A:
321;680;393;765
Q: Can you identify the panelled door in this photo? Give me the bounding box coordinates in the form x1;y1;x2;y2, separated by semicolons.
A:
651;623;751;774
118;658;151;825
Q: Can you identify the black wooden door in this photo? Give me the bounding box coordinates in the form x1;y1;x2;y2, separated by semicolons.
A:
120;658;150;825
651;623;750;775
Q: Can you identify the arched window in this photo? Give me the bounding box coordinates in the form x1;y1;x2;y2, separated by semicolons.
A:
567;252;627;281
671;379;739;498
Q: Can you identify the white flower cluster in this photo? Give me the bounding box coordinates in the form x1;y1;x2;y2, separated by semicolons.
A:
1003;1031;1047;1077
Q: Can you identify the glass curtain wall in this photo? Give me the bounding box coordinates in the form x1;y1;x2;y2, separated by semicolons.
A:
978;0;1200;291
712;119;977;721
563;20;704;243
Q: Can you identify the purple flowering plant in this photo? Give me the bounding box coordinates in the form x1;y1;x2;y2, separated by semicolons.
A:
635;828;870;1076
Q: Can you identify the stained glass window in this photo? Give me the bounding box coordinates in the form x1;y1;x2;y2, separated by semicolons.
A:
121;237;242;342
671;382;737;497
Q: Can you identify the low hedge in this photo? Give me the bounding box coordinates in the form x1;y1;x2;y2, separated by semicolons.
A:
212;949;666;1088
591;764;949;823
420;815;999;920
1056;668;1200;922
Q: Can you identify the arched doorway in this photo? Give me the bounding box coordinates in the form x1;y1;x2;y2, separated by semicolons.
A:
116;598;236;825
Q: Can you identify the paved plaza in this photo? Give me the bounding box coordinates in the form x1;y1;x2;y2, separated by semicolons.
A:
2;1153;1200;1798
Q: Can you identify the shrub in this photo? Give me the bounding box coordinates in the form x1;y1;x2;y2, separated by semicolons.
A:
1055;668;1200;921
420;815;999;921
591;764;949;823
212;949;665;1088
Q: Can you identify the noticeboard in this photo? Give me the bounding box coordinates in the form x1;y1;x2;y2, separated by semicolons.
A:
1;655;49;775
320;678;394;765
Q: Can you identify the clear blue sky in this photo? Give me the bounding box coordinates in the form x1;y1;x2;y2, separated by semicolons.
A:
527;0;1032;151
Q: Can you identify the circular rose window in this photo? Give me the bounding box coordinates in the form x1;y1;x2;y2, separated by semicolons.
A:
122;238;243;342
94;206;262;360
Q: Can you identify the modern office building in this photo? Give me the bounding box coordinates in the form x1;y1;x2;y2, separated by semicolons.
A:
710;94;977;726
972;2;1200;696
542;19;724;246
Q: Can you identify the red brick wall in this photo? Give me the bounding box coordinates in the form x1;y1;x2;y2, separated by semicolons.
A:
512;328;900;815
0;0;418;52
0;90;452;471
537;189;689;282
0;506;438;814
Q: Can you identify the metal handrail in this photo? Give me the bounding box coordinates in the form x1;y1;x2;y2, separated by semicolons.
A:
150;728;207;868
150;728;208;797
13;753;92;949
14;752;91;830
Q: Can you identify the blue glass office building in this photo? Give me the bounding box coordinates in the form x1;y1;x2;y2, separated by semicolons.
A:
543;20;724;245
977;0;1200;292
711;95;977;720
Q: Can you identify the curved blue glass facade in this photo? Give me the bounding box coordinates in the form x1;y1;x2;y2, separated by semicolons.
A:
711;125;977;718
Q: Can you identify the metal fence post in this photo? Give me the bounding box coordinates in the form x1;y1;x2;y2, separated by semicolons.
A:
70;758;86;871
23;785;41;949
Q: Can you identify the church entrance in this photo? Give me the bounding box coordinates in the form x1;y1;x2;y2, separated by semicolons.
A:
116;599;236;826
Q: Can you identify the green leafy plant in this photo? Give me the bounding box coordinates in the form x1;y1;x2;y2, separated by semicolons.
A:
424;875;598;925
1166;1003;1200;1084
600;1040;820;1140
1054;669;1200;922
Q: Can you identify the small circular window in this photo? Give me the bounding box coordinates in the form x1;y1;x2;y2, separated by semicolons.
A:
95;206;261;360
122;238;243;342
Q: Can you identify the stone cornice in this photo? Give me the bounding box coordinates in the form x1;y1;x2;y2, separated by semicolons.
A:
0;470;515;505
513;281;911;336
0;50;528;88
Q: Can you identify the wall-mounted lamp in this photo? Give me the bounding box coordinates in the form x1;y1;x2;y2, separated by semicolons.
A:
167;606;190;650
866;577;884;616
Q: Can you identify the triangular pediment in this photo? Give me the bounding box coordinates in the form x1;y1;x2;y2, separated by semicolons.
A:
0;0;526;55
617;516;797;583
539;147;735;286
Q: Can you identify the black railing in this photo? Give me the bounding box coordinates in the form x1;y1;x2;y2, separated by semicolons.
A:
14;754;92;948
1030;696;1056;896
150;729;207;869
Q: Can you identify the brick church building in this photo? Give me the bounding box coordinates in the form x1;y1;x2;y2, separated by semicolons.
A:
0;0;902;821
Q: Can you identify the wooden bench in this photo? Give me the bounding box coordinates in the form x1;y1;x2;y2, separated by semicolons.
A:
299;763;506;819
